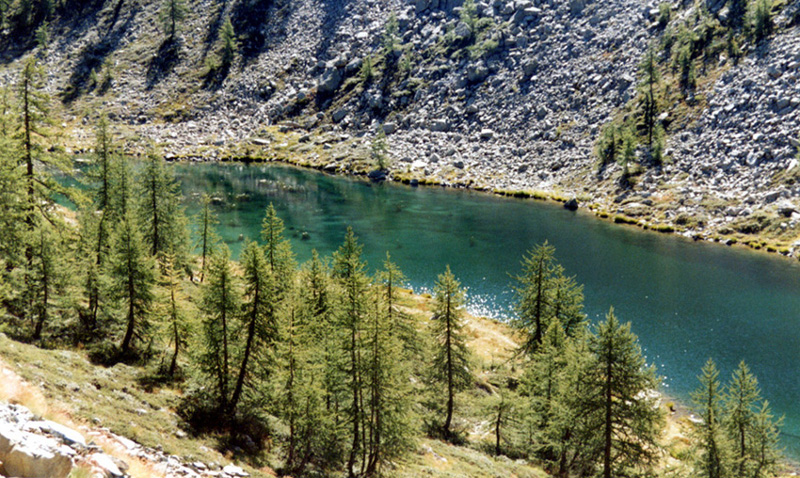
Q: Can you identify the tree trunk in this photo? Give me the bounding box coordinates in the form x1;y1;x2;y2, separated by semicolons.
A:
121;251;135;353
444;294;454;438
169;287;179;377
603;345;613;478
230;282;259;415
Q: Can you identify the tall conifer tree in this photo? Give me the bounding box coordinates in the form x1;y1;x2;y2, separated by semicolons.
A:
430;266;472;441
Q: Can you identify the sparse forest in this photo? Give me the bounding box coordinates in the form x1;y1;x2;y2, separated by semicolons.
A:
0;54;787;478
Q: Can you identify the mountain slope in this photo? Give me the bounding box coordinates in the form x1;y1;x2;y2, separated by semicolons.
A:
2;0;800;253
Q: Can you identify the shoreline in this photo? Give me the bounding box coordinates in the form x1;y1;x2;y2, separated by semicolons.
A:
160;150;800;265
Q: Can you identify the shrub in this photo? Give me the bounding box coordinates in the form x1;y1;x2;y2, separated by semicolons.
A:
360;56;373;82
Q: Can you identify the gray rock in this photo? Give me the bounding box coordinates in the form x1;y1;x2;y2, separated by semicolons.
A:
36;421;86;448
564;198;579;210
87;453;125;478
428;119;450;132
2;431;72;478
317;67;343;95
332;109;347;123
453;21;472;42
480;128;494;140
382;122;397;134
467;63;489;83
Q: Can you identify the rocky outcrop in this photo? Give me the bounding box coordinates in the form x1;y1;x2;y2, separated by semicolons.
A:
0;400;251;478
0;404;74;478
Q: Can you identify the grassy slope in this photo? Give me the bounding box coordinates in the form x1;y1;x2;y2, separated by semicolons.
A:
0;289;554;478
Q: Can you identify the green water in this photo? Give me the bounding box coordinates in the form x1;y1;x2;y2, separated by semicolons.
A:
174;162;800;457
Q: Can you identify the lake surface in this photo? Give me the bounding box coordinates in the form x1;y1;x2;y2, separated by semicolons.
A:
174;162;800;457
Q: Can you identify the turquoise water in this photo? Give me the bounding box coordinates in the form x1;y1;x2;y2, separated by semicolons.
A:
174;162;800;457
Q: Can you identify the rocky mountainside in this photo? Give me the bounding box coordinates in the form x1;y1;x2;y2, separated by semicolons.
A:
2;0;800;252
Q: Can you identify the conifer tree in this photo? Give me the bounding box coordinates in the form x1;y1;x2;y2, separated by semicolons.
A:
364;284;411;475
110;211;155;356
332;227;370;477
0;133;24;269
76;208;107;333
111;154;133;221
229;240;278;415
378;253;417;356
583;308;663;478
749;401;782;478
550;266;586;337
219;17;237;68
199;243;239;412
430;265;472;440
16;55;72;292
691;358;728;478
513;242;556;353
514;244;554;351
298;250;347;467
160;252;188;378
724;361;763;477
538;331;597;476
729;0;748;29
261;203;295;295
138;149;188;262
524;318;568;461
27;223;65;341
639;47;660;147
159;0;187;41
196;193;219;282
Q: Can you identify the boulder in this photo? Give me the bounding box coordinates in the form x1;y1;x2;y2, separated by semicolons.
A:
35;421;86;448
317;67;342;95
382;122;397;134
428;119;450;132
222;464;249;477
467;63;489;83
453;21;472;42
479;129;494;140
2;433;72;478
564;198;579;211
87;453;125;478
569;0;587;15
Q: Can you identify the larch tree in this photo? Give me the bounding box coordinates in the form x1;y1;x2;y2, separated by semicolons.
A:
159;0;187;41
229;240;278;416
583;308;663;478
691;358;728;478
199;243;240;413
160;252;189;379
639;47;660;147
513;242;556;354
429;265;472;441
261;203;295;296
332;227;370;477
723;360;782;478
196;193;219;282
298;249;347;467
28;223;66;341
524;318;568;462
364;281;412;476
110;211;155;356
138;149;188;263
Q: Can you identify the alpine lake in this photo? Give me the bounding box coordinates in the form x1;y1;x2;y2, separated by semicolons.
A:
165;161;800;458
